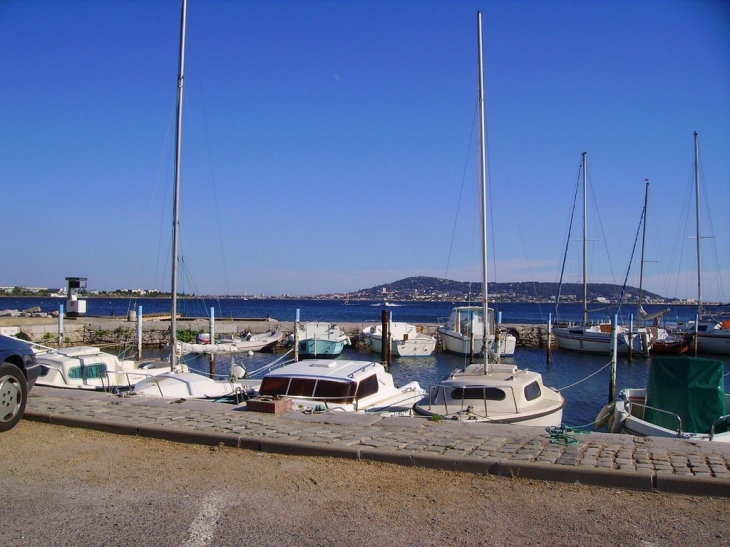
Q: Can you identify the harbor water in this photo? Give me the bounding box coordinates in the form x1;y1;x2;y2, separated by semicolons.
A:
3;296;727;327
3;297;729;429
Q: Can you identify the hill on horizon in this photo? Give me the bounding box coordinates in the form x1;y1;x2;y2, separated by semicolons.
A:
343;275;664;302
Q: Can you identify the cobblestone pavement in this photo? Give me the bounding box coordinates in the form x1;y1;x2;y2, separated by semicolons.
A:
24;386;730;497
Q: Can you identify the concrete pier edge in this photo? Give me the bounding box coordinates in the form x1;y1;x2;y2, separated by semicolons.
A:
22;401;730;498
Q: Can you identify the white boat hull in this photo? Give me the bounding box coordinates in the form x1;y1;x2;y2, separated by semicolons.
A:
437;329;516;357
553;325;649;355
413;363;566;426
612;388;730;442
132;370;261;400
362;323;436;357
697;332;730;355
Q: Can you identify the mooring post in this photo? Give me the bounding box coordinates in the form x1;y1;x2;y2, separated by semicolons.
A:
469;310;475;361
209;307;215;378
494;311;502;362
546;313;552;365
57;304;64;348
136;305;143;361
381;310;390;368
294;309;300;361
609;314;618;403
628;313;634;361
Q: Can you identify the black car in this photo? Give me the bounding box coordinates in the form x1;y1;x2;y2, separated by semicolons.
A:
0;334;41;432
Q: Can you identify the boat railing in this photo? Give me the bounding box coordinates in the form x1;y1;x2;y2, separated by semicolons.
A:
627;400;684;437
710;415;730;441
424;384;518;419
242;349;296;377
104;369;159;394
346;361;379;378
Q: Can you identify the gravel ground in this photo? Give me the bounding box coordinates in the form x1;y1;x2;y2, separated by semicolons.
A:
2;421;729;547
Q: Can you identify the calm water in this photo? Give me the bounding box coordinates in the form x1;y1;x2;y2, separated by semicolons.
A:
4;297;728;428
3;296;727;326
176;343;730;431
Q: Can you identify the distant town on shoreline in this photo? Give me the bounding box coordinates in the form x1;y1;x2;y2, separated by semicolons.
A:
2;276;722;306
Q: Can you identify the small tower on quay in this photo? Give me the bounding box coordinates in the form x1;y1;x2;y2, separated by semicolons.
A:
64;277;87;317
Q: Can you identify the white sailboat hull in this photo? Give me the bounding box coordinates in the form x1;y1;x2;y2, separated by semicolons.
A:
553;325;649;355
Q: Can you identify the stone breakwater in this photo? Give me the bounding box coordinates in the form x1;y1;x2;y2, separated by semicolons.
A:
0;315;555;349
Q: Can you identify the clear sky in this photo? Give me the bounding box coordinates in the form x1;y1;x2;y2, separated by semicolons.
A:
1;0;728;301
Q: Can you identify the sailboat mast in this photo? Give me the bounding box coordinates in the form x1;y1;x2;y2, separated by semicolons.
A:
170;0;187;370
693;131;702;317
476;11;489;364
637;180;649;319
581;152;588;325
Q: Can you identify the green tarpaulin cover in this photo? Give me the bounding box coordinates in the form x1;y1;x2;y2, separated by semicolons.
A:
645;357;727;434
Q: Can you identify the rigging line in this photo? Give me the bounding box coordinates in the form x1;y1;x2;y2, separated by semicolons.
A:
190;50;231;302
616;197;645;310
444;102;478;280
555;162;583;319
504;173;547;322
666;161;695;300
557;360;611;391
586;168;618;287
482;86;498;287
697;154;726;303
130;97;178;296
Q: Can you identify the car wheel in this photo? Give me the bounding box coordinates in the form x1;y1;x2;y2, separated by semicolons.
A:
0;362;27;432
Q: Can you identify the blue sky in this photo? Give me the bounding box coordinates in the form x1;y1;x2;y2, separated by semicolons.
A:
1;0;728;301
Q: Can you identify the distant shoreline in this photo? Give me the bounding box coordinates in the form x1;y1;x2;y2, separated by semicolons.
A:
1;295;726;306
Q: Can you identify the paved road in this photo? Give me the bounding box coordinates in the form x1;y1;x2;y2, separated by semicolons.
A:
22;386;730;497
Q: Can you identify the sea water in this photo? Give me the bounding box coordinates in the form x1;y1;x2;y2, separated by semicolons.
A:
178;343;730;430
4;296;729;429
2;296;726;326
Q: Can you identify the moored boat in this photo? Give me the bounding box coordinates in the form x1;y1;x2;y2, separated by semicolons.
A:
361;322;436;357
413;362;566;425
288;321;351;359
609;356;730;442
257;358;425;414
436;305;517;357
29;342;185;391
177;326;283;355
415;12;565;427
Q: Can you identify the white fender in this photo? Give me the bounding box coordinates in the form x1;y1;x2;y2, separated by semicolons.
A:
611;401;630;434
594;402;615;430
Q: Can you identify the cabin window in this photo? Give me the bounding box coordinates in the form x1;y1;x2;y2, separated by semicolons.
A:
313;379;355;403
258;376;291;396
524;381;542;401
287;377;316;397
68;363;107;380
450;387;506;401
355;374;379;399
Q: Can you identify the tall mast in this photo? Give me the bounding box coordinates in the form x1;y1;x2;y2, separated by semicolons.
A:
170;0;187;370
476;11;489;365
693;131;702;317
637;180;649;318
581;152;588;325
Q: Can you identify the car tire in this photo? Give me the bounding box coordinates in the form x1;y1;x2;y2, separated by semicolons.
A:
0;362;27;432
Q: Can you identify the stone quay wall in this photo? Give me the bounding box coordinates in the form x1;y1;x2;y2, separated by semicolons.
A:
0;316;556;349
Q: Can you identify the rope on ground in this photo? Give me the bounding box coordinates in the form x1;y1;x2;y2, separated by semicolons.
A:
545;424;585;445
556;361;611;391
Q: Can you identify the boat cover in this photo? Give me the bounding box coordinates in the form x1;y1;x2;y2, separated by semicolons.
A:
645;357;727;434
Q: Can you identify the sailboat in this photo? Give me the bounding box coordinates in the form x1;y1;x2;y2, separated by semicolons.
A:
552;153;651;355
131;0;265;400
413;12;565;425
672;132;730;355
633;180;688;355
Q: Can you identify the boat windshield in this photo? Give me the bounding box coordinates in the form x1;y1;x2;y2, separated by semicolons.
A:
259;376;357;403
451;387;506;401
